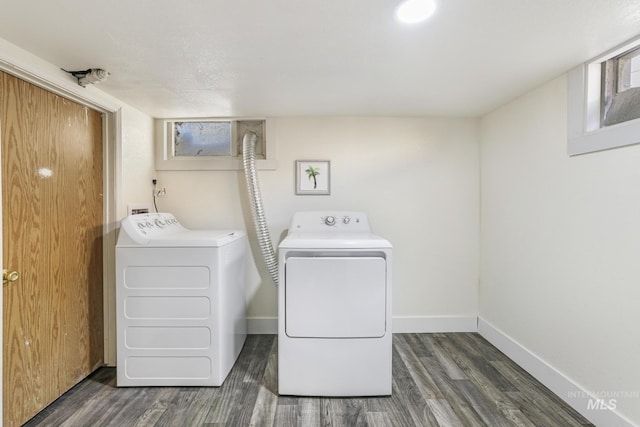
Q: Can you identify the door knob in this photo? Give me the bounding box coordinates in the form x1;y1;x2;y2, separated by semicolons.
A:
3;269;19;284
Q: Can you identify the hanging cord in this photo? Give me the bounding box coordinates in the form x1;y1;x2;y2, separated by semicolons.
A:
242;132;279;286
152;179;160;213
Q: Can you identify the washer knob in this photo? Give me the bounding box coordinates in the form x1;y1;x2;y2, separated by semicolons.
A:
343;216;351;224
324;216;336;226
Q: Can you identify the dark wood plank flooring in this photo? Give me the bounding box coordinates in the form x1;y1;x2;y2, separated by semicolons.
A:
23;334;593;426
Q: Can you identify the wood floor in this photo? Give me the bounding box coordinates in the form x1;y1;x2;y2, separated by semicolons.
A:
23;333;593;427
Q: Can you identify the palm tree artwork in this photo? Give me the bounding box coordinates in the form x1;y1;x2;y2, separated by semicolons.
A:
305;165;320;189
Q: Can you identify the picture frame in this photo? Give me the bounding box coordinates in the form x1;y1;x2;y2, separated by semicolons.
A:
295;160;331;195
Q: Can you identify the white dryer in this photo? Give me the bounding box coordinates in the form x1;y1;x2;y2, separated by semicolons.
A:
116;213;247;387
278;211;392;396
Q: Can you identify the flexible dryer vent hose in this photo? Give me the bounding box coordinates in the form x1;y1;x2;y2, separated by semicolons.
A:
242;131;279;286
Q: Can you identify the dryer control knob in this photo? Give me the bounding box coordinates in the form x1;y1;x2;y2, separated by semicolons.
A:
342;216;351;224
324;216;336;226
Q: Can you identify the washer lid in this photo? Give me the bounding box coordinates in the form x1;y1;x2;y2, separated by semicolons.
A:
116;213;245;247
279;232;391;249
135;230;246;247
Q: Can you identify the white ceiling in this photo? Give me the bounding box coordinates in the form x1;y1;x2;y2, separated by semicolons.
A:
1;0;639;118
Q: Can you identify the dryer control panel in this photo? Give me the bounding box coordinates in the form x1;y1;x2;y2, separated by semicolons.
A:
289;211;371;232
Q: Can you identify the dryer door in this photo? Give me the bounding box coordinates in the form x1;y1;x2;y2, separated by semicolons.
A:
285;256;386;338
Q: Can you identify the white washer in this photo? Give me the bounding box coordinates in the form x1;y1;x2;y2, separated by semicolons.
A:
278;211;392;396
116;213;247;387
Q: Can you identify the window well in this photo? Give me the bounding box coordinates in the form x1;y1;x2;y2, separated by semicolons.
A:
174;121;232;157
601;46;640;127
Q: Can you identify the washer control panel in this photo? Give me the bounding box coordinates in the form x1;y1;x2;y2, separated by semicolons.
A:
121;212;187;241
290;211;371;232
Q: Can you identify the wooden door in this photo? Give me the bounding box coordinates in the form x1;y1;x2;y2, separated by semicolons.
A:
1;71;104;427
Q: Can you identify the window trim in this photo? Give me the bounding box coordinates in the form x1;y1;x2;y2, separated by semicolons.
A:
155;117;276;170
568;34;640;156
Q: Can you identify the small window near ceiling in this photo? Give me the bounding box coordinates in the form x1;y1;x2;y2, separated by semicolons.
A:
601;46;640;127
567;35;640;155
174;121;232;156
155;118;276;170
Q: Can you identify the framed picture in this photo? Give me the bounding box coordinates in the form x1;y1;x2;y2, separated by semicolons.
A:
296;160;330;195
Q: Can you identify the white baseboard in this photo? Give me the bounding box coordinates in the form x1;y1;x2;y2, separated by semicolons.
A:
478;317;637;427
392;315;477;333
247;315;478;335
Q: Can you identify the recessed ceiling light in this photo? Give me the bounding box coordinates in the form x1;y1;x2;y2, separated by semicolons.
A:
395;0;437;24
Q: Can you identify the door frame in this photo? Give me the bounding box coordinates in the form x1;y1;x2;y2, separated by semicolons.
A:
1;41;123;423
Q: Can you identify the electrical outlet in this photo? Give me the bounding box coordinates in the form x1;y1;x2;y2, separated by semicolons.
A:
152;178;166;197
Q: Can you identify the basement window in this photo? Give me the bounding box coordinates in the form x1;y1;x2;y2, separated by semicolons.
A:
568;35;640;155
174;121;233;156
155;118;276;170
600;46;640;127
